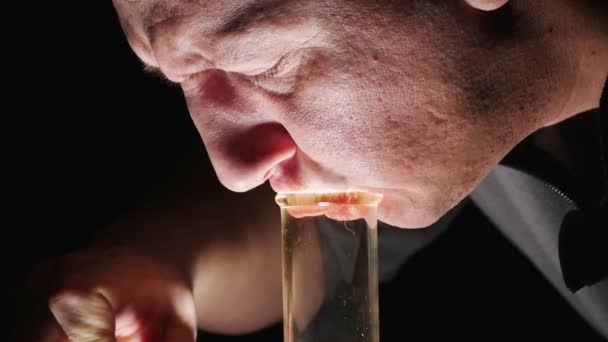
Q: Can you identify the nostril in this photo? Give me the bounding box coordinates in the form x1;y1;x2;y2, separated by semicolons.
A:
214;123;296;192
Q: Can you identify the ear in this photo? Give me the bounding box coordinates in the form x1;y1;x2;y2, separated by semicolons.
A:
464;0;509;11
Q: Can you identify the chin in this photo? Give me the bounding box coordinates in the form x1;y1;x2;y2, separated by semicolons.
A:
376;192;452;229
379;210;444;229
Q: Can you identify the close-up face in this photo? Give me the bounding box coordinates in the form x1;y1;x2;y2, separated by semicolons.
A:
113;0;569;227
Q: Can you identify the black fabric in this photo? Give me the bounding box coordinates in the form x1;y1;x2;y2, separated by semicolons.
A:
558;76;608;293
599;75;608;204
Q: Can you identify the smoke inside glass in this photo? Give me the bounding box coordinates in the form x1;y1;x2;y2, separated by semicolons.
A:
276;191;383;342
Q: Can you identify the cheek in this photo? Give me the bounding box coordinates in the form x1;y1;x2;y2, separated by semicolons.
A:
281;59;418;186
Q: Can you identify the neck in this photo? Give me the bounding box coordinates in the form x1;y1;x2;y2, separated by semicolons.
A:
542;0;608;126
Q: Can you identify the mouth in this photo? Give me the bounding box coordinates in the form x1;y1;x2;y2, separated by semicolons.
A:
267;150;349;194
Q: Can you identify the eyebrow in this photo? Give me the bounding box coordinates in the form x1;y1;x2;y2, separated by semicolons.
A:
217;0;285;34
139;0;286;82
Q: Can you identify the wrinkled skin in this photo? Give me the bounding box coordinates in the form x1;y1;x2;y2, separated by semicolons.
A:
111;0;602;228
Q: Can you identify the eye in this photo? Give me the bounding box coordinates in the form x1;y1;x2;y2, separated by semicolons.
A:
247;53;291;85
179;56;290;94
244;49;307;95
181;49;308;95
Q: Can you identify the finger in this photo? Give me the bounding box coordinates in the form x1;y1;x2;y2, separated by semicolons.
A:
49;291;116;342
114;308;165;342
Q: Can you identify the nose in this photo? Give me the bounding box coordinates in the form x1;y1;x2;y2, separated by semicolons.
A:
183;67;297;193
207;122;297;193
145;13;298;193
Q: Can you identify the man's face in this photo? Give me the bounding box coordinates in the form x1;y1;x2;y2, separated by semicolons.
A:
113;0;563;227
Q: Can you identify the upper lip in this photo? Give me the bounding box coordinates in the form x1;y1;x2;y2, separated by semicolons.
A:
268;158;306;193
267;152;350;194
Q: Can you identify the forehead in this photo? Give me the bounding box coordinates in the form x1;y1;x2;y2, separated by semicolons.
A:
140;0;286;33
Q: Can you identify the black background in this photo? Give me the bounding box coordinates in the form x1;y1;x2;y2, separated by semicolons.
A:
7;1;605;340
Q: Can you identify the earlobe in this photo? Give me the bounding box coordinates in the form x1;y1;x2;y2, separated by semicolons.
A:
464;0;509;11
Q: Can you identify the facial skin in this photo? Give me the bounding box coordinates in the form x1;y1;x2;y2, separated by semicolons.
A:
113;0;607;228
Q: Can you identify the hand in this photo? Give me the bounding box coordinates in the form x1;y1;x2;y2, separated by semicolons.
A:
17;247;197;342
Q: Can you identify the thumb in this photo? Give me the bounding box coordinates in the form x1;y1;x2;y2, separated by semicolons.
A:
49;291;116;342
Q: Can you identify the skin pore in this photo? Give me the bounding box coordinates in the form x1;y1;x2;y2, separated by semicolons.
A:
113;0;607;229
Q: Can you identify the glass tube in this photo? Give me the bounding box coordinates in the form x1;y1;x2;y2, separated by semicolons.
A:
276;191;383;342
